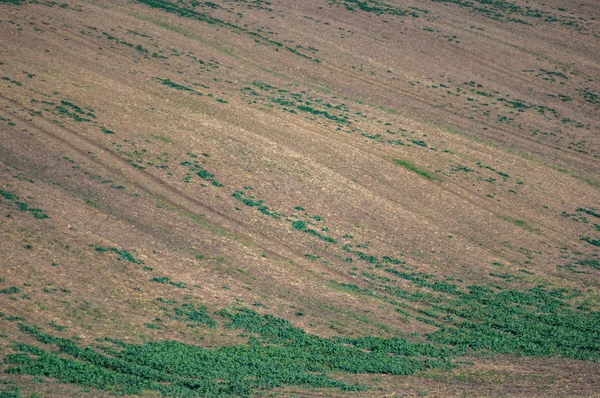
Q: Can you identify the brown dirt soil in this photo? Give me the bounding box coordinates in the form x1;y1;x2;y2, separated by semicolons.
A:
0;0;599;396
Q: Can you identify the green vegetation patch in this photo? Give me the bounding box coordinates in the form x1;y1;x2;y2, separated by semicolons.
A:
0;286;21;295
7;314;453;396
362;263;600;360
334;0;424;18
581;236;600;247
293;220;337;243
166;303;216;328
343;244;405;268
385;269;461;295
241;82;351;128
55;100;97;123
579;88;599;105
232;189;336;242
578;208;600;219
428;284;600;360
392;158;440;181
91;245;144;264
157;78;204;95
569;258;600;271
2;76;22;86
330;245;600;362
181;158;223;187
149;276;187;288
5;268;600;398
0;188;50;219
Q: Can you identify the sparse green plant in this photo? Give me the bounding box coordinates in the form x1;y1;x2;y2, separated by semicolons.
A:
392;158;440;181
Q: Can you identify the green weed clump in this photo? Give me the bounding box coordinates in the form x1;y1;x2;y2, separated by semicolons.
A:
181;159;223;187
342;244;404;268
232;190;283;218
392;158;440;181
157;78;203;95
288;219;336;243
92;245;144;264
579;88;599;105
304;228;337;243
577;208;600;219
576;259;600;270
581;236;600;247
0;286;21;294
2;76;22;85
149;277;187;288
233;188;337;243
55;100;96;122
0;188;51;219
340;0;422;17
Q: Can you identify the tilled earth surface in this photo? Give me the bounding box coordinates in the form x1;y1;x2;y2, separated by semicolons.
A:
1;0;599;396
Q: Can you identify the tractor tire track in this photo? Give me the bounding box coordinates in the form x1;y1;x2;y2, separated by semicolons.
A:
0;93;325;268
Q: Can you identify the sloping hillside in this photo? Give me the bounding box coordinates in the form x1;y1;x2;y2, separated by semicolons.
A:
1;0;599;396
